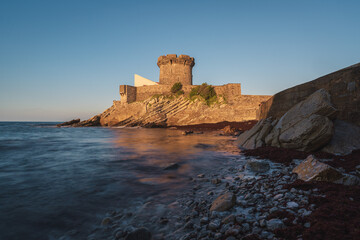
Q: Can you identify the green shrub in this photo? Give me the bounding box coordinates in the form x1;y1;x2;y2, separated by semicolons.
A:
175;89;185;96
189;83;217;105
171;82;183;94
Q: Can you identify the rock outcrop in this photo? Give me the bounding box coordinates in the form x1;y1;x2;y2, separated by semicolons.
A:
60;95;270;127
56;118;80;127
258;63;360;126
238;89;336;152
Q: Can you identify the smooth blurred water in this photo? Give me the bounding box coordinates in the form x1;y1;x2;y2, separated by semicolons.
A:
0;122;235;240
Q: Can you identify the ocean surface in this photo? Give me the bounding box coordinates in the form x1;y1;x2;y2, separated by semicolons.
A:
0;122;236;240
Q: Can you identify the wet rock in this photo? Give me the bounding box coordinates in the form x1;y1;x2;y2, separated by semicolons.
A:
210;192;236;212
200;217;209;224
222;214;235;224
114;229;126;239
56;118;80;127
235;215;245;224
241;223;250;232
293;155;343;182
252;227;261;234
321;120;360;155
208;219;221;230
225;228;239;236
269;207;278;213
334;173;360;186
246;160;270;173
182;130;193;135
259;219;266;227
221;125;240;136
125;227;152;240
225;236;236;240
163;163;180;170
266;218;285;231
101;217;111;226
211;178;222;184
184;221;194;229
214;232;222;239
273;193;283;200
286;201;299;209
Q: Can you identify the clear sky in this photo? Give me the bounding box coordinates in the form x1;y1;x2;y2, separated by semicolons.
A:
1;0;359;121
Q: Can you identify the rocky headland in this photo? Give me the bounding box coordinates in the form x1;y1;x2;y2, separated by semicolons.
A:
58;94;270;128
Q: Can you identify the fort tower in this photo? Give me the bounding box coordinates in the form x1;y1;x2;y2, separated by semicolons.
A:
157;54;195;85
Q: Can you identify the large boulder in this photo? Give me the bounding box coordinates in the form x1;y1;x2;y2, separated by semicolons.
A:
321;120;360;155
237;118;274;149
238;89;336;152
278;114;334;152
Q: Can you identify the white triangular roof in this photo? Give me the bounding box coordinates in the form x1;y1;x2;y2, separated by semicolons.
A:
134;74;158;87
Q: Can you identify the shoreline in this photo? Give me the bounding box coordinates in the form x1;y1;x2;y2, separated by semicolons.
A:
80;134;360;240
170;120;258;132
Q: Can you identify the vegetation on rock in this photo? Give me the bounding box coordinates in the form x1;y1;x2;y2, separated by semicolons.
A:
171;82;182;93
171;82;184;96
189;83;217;105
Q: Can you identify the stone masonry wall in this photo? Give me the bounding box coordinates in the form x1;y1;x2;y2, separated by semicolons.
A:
157;54;195;86
123;83;243;103
119;85;136;103
258;63;360;126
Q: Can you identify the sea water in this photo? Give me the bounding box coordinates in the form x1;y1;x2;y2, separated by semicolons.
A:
0;122;235;240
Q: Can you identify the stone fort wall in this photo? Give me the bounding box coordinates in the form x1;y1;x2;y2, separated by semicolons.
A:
119;83;243;103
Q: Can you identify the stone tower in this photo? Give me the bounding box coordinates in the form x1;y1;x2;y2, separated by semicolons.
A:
157;54;195;85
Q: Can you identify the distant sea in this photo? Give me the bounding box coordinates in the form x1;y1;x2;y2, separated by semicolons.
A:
0;122;234;240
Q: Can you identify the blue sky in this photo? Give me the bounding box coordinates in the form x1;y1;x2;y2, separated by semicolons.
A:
1;0;359;121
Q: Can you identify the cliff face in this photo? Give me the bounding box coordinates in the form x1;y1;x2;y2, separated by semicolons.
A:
77;95;271;127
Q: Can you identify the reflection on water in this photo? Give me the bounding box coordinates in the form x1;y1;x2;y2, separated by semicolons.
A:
0;123;236;240
111;128;232;185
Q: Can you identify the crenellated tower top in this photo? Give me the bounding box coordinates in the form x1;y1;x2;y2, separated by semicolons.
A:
157;54;195;85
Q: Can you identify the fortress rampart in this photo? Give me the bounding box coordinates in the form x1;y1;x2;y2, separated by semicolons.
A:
119;83;242;103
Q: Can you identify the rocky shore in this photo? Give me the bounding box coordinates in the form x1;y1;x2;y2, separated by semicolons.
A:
73;134;359;240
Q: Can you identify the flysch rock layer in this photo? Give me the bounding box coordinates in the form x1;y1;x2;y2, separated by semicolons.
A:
63;95;270;127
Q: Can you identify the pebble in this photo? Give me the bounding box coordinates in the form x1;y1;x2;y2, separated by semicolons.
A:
241;223;250;232
91;153;322;240
273;193;283;200
200;217;209;224
222;214;235;224
208;220;221;230
287;201;299;209
266;218;285;231
125;227;152;240
101;217;111;226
